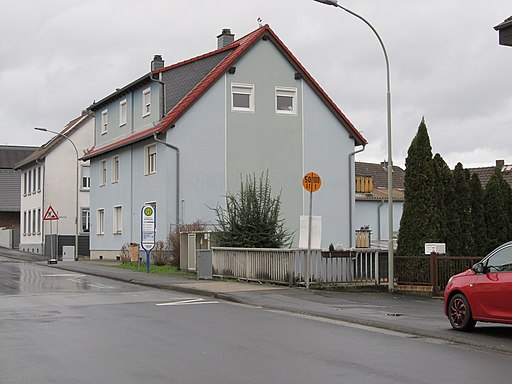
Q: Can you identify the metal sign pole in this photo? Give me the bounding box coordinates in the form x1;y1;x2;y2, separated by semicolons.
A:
306;189;313;289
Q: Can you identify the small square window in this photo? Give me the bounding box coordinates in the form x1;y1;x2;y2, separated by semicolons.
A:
231;83;254;112
276;87;297;114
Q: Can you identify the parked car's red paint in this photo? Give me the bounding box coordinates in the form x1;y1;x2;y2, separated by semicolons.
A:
444;241;512;331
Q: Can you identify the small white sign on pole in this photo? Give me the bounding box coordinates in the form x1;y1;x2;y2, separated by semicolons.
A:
299;215;322;249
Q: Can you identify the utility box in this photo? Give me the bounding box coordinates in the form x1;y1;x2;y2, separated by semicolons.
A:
130;243;140;262
196;249;213;279
63;246;75;261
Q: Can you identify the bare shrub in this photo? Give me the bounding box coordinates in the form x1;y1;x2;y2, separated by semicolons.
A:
167;221;207;267
119;243;130;264
151;240;170;266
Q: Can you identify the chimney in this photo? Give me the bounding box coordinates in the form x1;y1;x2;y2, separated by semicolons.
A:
151;55;164;71
217;28;234;49
496;159;505;168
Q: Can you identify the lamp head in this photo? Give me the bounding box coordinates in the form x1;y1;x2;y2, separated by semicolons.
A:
313;0;339;6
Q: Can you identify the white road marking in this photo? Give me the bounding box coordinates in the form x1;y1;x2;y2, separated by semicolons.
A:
156;298;219;306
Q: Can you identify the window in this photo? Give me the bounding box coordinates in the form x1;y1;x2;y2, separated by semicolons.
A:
37;166;41;192
32;169;36;194
119;99;127;126
37;208;41;234
32;209;36;235
112;156;119;183
81;208;90;233
97;209;105;235
99;160;107;186
23;172;27;195
142;88;151;117
113;206;122;234
81;165;90;190
276;87;297;114
23;211;27;235
101;109;108;134
28;170;32;195
231;83;254;112
27;210;31;235
145;144;157;175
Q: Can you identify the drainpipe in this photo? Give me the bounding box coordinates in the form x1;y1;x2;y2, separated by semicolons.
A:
348;144;366;247
153;130;180;226
377;199;385;243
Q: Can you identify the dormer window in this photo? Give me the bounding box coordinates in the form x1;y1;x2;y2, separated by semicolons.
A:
142;88;151;117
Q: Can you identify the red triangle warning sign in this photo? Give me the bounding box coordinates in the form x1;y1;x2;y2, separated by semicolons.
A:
43;206;59;221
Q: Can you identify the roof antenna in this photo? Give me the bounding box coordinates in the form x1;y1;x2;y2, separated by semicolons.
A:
257;17;263;27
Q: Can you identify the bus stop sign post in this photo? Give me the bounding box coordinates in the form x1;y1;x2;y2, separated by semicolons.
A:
141;205;156;273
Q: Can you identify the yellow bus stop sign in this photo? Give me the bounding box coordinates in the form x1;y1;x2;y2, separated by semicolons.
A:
303;172;322;193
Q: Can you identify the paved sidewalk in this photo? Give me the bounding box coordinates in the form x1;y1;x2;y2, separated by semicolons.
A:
44;259;512;354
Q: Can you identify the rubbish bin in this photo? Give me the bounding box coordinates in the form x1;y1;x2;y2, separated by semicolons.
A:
130;243;139;262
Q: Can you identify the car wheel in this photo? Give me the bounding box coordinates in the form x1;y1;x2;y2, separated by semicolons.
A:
448;293;476;331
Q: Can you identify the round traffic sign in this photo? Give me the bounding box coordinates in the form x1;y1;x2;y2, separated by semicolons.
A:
303;172;322;192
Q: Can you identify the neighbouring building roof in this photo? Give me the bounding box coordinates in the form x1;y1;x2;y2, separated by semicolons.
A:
14;112;92;169
355;161;405;201
494;16;512;46
0;145;37;169
0;145;37;212
468;160;512;189
82;24;367;160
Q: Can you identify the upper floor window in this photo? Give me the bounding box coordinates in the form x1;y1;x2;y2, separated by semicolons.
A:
37;166;42;192
23;172;27;196
145;144;156;175
101;109;108;134
32;169;36;194
81;165;90;190
99;160;107;186
142;88;151;117
276;87;297;114
28;170;32;195
231;83;254;112
119;99;127;126
112;155;119;183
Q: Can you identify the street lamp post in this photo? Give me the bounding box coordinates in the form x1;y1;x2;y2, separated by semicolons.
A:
35;127;80;262
313;0;394;291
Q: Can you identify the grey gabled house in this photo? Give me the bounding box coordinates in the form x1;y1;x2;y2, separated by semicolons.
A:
82;25;367;259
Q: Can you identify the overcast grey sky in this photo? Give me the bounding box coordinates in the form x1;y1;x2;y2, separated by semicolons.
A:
1;0;510;168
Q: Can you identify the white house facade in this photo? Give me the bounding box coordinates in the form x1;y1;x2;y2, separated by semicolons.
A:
15;113;94;257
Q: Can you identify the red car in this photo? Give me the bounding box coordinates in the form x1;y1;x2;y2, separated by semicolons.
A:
444;241;512;331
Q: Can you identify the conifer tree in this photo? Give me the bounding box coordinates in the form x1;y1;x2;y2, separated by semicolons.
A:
484;168;509;252
451;163;474;255
397;118;438;256
432;154;452;245
469;173;486;255
213;171;292;248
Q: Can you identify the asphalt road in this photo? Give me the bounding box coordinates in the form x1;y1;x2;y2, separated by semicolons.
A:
1;256;512;384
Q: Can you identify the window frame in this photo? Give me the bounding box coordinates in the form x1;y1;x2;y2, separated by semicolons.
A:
97;208;105;235
81;208;90;233
28;170;32;195
101;109;108;134
37;166;42;192
113;205;122;235
144;144;157;175
231;83;254;112
275;86;297;115
119;99;127;127
37;208;41;234
99;160;107;186
142;88;151;117
81;165;91;190
111;155;120;183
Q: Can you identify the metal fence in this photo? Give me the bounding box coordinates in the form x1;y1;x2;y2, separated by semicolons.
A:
211;247;381;286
